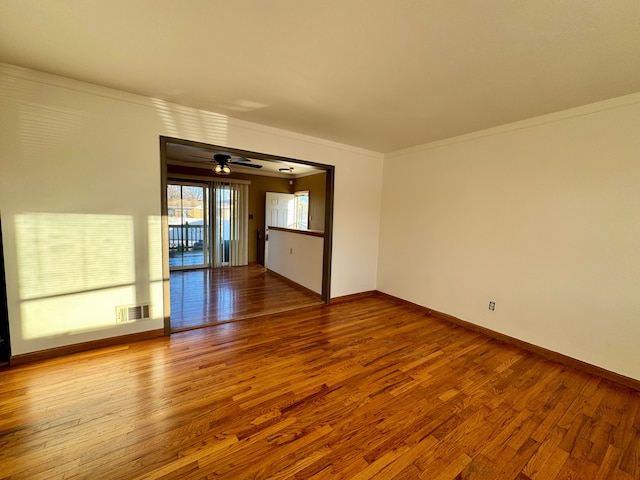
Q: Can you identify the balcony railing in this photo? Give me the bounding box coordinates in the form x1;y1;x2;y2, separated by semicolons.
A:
168;223;232;268
168;223;204;253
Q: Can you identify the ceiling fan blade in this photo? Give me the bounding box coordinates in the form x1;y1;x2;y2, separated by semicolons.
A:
230;161;262;168
212;151;250;161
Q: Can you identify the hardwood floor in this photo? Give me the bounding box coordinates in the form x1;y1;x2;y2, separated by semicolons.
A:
169;264;322;331
2;295;640;479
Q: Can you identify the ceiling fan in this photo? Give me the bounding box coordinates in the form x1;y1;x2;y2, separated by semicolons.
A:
189;152;263;175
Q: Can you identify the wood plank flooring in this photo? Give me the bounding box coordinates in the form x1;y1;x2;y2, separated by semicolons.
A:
2;295;640;479
169;264;322;331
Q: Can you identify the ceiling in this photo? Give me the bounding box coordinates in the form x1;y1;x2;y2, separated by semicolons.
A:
1;1;640;153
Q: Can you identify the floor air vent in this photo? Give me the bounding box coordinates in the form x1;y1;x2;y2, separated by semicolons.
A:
116;304;150;323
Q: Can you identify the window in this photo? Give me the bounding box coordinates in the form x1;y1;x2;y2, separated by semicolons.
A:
294;191;309;230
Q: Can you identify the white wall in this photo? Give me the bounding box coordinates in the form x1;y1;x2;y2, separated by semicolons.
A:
0;63;383;355
378;94;640;380
267;229;324;294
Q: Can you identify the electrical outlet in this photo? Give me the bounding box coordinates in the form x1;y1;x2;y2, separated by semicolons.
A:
489;301;495;311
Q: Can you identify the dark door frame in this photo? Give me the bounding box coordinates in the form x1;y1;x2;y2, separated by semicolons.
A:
0;214;11;361
159;136;335;335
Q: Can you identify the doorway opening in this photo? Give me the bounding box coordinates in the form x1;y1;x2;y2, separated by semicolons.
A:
160;136;335;334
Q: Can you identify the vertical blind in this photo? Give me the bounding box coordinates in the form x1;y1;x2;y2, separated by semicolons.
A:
212;181;248;267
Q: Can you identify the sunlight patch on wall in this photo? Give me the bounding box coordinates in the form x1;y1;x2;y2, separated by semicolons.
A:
151;98;179;136
147;215;163;282
174;104;207;140
199;110;229;145
15;213;137;339
147;215;165;322
16;213;134;299
151;97;228;145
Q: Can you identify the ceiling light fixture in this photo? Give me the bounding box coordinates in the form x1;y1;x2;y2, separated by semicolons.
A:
213;163;231;175
209;152;262;174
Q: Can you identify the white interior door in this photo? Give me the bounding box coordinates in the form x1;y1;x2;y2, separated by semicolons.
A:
265;192;294;266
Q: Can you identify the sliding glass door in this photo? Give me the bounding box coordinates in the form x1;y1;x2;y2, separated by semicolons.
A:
167;183;208;269
168;181;248;270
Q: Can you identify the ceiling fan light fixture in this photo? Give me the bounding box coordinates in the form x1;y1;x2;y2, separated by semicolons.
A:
214;164;231;175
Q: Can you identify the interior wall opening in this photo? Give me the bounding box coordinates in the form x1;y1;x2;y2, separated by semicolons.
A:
160;136;335;333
